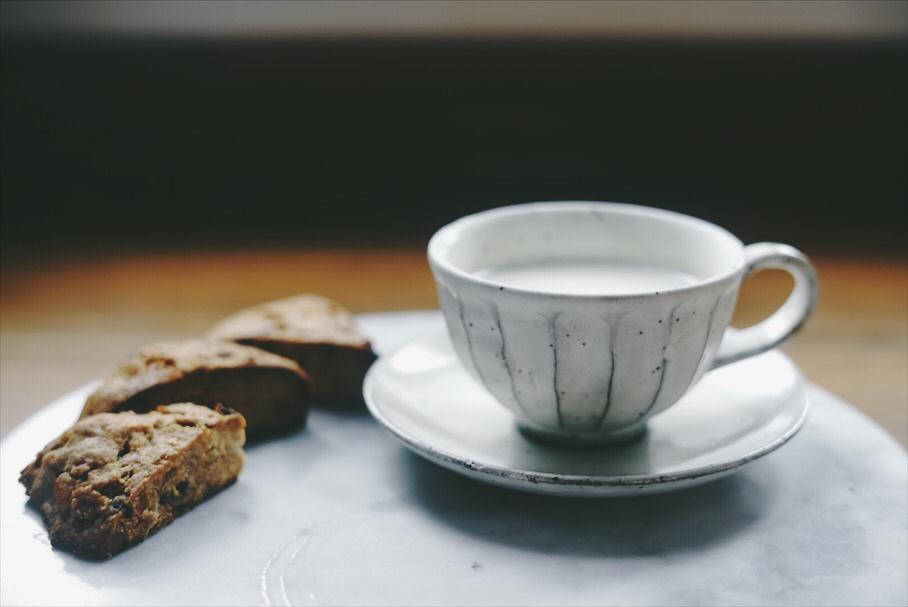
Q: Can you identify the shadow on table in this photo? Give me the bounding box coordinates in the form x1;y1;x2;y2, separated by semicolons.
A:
401;450;771;557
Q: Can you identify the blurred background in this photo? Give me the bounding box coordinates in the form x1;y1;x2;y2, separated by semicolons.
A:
1;1;906;443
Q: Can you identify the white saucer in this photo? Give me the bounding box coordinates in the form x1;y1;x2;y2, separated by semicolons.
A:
364;331;809;497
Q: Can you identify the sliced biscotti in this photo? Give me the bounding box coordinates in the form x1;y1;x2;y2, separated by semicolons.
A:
20;404;245;559
80;339;310;438
208;294;377;404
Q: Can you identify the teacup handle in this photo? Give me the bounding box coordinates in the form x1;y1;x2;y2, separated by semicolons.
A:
712;242;819;368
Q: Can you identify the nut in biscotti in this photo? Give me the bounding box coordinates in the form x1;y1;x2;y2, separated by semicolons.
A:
208;294;377;404
80;339;311;439
19;404;245;559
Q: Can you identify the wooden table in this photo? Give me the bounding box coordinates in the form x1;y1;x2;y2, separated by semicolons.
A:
2;248;905;446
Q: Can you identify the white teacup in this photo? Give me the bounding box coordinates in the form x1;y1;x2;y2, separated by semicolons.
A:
428;202;818;445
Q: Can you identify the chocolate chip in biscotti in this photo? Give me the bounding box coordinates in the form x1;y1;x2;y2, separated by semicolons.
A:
207;294;377;405
19;403;245;559
80;339;311;439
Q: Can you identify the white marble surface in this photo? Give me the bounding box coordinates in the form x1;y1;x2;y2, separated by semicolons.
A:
1;311;906;606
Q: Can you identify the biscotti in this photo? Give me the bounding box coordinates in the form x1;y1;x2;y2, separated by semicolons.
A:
80;339;310;438
208;294;376;404
19;404;245;559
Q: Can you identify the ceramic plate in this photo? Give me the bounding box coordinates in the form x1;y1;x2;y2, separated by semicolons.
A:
3;313;907;606
365;331;809;497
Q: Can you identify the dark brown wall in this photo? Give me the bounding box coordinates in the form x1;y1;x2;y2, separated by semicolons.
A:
2;36;906;254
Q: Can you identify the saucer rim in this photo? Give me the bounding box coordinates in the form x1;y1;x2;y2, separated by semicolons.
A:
364;333;810;489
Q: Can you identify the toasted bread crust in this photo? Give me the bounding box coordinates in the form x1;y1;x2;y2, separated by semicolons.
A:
81;339;310;438
20;404;245;559
208;295;376;403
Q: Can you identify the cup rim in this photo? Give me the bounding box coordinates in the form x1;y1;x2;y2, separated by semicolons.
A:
427;201;747;300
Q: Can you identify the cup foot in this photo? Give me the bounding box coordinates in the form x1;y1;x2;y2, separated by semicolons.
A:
517;419;648;448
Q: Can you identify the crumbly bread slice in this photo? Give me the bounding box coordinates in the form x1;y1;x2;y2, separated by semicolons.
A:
208;294;376;404
20;404;245;559
80;339;310;438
